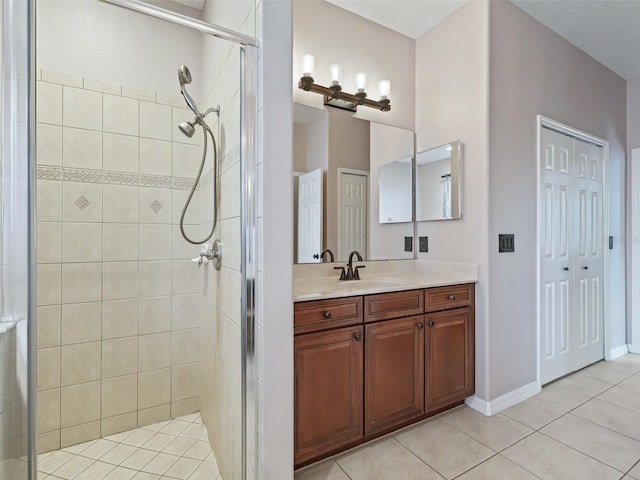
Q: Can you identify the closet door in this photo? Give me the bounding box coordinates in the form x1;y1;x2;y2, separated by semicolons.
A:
540;128;604;384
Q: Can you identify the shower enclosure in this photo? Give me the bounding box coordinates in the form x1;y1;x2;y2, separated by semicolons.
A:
2;0;260;478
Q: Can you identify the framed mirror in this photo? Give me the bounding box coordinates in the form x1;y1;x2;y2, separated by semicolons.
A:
293;103;414;263
415;140;462;221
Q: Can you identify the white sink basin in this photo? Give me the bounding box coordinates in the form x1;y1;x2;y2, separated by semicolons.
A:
293;275;409;300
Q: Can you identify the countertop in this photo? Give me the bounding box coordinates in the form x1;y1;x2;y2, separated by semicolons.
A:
293;259;478;302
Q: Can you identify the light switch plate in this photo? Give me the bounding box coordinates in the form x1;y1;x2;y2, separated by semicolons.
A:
498;234;515;253
419;236;428;252
404;236;413;252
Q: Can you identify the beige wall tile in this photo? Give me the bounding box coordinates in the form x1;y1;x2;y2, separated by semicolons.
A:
37;123;63;166
37;180;62;222
122;85;155;102
220;217;241;271
171;364;200;401
37;81;62;125
102;375;137;418
102;337;138;378
62;182;102;223
37;263;61;306
63;86;102;131
139;101;172;141
61;262;102;303
37;347;61;391
171;397;200;418
102;299;139;339
101;412;137;437
103;223;139;261
140;139;171;176
37;389;61;433
172;329;200;366
172;143;201;178
103;185;139;223
139;296;171;335
103;261;139;300
37;431;61;454
171;260;201;296
103;95;139;136
138;369;171;409
139;224;171;260
139;188;172;224
84;78;121;95
138;404;171;428
156;92;183;108
61;342;101;386
61;382;101;428
62;127;102;170
60;421;101;448
139;333;171;372
37;305;61;348
41;70;83;88
139;261;172;297
38;221;62;263
172;294;202;330
61;302;101;345
62;222;102;262
103;133;139;173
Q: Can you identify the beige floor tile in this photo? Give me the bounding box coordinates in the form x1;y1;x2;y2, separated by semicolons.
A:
103;467;138;480
336;438;444;480
121;449;156;471
100;444;138;466
578;361;633;385
141;433;175;452
541;413;640;472
179;423;206;440
573;398;640;441
38;451;76;474
187;460;220;480
177;413;200;423
131;473;160;480
181;441;212;461
80;440;119;460
295;461;350;480
598;385;640;414
395;419;493;478
161;437;196;457
140;453;178;476
502;396;567;430
75;460;115;480
628;461;640;478
50;455;93;479
441;407;533;451
163;457;201;479
537;375;611;411
618;375;640;393
61;440;97;455
141;421;170;433
455;454;538;480
122;430;156;448
160;420;191;436
502;432;621;480
607;356;640;374
104;431;133;443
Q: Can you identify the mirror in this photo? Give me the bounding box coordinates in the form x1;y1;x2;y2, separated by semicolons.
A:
415;140;462;221
293;103;414;263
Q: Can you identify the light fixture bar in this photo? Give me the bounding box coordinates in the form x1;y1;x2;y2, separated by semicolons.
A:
298;75;391;112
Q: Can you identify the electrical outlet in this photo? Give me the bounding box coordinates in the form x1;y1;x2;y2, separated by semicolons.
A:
404;236;413;252
419;236;428;252
498;234;515;253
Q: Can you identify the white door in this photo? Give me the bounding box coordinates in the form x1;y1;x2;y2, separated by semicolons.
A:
540;127;604;384
338;170;368;262
297;168;323;263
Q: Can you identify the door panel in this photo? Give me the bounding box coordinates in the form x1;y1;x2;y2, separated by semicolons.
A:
297;168;323;263
338;171;368;261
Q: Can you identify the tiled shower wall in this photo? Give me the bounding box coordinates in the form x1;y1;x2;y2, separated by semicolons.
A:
35;69;210;453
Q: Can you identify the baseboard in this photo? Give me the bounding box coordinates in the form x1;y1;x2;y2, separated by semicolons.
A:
608;344;630;359
628;343;640;355
465;381;541;416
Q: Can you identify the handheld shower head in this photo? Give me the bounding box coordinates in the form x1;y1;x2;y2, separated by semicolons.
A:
179;120;196;138
178;65;192;86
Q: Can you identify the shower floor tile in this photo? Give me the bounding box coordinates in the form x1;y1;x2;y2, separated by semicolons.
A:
38;414;220;480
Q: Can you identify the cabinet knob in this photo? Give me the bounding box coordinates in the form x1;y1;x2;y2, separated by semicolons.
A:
323;311;332;319
428;321;435;327
416;323;424;329
448;295;456;301
353;333;361;342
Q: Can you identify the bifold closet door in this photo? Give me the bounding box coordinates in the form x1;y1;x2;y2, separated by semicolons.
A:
540;127;604;385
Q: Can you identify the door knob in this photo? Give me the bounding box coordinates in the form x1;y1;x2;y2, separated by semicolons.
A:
582;266;588;270
563;267;569;271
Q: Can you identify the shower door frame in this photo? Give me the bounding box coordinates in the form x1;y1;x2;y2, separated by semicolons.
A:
30;1;261;479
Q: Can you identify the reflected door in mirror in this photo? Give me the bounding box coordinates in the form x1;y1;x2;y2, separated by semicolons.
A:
297;168;323;263
416;141;462;221
338;169;368;261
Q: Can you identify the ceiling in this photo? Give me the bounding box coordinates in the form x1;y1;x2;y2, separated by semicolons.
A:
326;0;640;80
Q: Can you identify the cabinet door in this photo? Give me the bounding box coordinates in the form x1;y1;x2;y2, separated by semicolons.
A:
365;316;424;436
425;307;474;412
294;326;364;466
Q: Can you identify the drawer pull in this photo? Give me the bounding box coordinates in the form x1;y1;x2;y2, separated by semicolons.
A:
448;295;456;301
353;333;361;342
428;321;435;327
323;311;332;319
416;323;424;329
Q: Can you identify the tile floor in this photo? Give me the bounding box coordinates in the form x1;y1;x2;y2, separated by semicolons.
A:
37;414;220;480
295;354;640;480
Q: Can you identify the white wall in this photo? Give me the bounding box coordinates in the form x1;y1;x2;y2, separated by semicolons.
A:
627;77;640;345
414;0;491;401
489;0;627;397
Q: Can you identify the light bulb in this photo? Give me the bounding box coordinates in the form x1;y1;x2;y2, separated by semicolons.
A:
302;54;315;77
330;64;342;86
378;79;391;100
356;72;367;93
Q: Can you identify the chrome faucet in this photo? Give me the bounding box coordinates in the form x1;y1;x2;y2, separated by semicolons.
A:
334;250;365;280
320;249;335;263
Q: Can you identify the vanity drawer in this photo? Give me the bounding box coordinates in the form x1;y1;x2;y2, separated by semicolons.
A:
364;290;424;323
424;284;473;312
294;297;363;335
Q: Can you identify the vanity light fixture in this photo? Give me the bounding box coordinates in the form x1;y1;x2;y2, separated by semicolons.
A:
298;55;391;112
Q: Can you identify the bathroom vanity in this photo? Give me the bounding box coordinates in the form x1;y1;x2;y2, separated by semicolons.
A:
293;261;478;468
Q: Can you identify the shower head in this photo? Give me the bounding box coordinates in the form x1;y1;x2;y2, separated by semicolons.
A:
178;65;192;86
179;120;196;138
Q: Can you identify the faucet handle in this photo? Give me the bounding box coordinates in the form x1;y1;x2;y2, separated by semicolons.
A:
333;266;347;280
354;265;366;280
